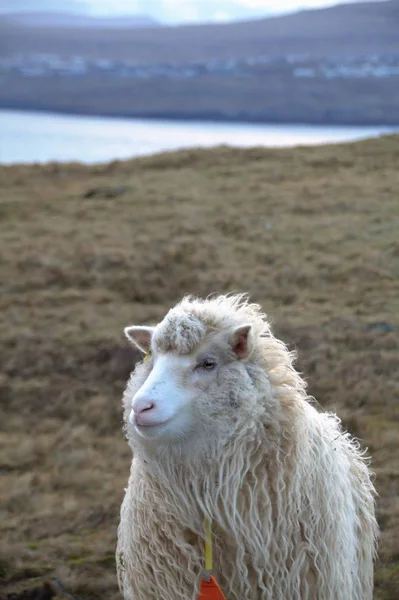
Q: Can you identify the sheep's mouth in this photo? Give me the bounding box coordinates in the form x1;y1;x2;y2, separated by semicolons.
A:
133;410;193;441
134;417;174;437
135;419;170;429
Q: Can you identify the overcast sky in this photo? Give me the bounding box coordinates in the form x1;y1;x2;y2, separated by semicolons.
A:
0;0;387;23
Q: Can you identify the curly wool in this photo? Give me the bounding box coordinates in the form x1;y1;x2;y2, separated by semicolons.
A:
117;294;378;600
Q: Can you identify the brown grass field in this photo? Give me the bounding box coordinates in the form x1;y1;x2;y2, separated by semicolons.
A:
0;135;398;599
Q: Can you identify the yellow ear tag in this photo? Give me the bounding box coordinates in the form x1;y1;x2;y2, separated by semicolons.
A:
143;349;151;363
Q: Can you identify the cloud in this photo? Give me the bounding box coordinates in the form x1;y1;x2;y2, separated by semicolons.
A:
1;0;383;21
212;10;231;22
84;0;141;15
161;0;200;22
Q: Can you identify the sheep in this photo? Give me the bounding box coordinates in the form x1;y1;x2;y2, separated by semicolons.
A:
116;293;378;600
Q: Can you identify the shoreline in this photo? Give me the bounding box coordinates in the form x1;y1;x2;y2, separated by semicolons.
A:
1;102;398;129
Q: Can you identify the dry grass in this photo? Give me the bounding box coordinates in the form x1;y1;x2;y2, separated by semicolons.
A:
1;135;399;599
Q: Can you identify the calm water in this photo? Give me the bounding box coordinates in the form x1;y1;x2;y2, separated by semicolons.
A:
0;109;396;165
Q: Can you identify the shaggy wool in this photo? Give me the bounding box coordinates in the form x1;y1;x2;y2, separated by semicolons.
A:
117;294;378;600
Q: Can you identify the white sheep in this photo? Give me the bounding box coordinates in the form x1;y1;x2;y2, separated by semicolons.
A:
117;294;378;600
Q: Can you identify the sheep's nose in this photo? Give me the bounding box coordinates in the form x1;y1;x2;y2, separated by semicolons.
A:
132;397;156;415
129;396;157;426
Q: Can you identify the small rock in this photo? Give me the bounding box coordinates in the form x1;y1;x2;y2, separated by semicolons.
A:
83;185;130;199
366;322;398;333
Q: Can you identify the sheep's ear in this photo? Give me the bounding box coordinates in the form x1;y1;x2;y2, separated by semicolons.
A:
124;326;154;353
229;324;253;359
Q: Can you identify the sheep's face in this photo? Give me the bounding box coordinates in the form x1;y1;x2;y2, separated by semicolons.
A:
123;314;256;448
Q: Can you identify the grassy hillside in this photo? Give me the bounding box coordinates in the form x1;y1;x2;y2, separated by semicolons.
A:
1;136;399;599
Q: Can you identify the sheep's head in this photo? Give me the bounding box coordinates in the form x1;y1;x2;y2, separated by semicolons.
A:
123;295;270;450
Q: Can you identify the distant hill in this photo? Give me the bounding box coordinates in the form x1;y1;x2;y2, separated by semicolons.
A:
0;1;398;125
1;12;161;29
1;1;398;62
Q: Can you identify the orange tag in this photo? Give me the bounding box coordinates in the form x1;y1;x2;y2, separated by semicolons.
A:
198;576;226;600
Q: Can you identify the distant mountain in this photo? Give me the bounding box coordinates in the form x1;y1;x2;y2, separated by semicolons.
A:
0;1;398;62
1;11;161;29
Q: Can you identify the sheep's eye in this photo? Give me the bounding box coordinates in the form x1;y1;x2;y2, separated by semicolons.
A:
199;357;217;370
